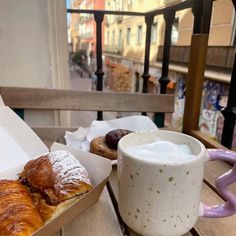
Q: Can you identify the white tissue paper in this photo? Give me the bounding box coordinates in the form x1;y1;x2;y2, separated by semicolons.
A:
65;115;158;163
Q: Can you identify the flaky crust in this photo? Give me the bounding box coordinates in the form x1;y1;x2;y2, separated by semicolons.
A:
90;136;117;160
29;191;82;222
19;150;93;221
0;179;43;236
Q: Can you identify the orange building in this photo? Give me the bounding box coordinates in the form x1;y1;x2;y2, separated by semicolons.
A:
70;0;83;52
77;0;105;55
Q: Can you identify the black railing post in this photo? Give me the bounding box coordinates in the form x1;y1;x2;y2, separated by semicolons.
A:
94;12;104;120
142;13;154;116
159;10;175;94
155;10;175;127
221;52;236;148
192;0;212;35
200;0;213;34
142;14;154;93
191;0;203;34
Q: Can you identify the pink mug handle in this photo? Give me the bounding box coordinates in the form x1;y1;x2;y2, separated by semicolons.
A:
202;149;236;218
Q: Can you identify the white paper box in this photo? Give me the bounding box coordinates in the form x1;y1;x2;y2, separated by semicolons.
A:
0;106;48;173
0;106;112;236
0;96;5;107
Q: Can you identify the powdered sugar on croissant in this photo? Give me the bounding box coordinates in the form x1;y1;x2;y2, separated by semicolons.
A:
49;150;92;189
19;150;93;205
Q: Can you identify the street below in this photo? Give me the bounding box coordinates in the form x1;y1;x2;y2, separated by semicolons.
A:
69;66;116;127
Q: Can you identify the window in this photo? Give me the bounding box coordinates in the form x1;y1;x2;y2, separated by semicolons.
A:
151;22;158;43
171;18;179;45
127;27;131;45
118;29;122;50
114;0;121;10
128;0;132;5
112;0;116;10
109;0;116;23
112;30;115;45
107;31;110;45
107;2;111;23
119;0;123;10
137;25;142;44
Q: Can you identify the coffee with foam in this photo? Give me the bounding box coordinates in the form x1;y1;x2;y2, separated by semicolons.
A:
125;140;195;163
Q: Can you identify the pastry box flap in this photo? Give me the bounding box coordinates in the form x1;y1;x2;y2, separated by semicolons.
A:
0;142;112;183
0;106;48;174
0;95;5;107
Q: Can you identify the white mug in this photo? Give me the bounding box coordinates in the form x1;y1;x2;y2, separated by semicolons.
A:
117;130;236;236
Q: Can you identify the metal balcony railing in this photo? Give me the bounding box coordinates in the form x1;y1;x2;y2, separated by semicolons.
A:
157;45;236;72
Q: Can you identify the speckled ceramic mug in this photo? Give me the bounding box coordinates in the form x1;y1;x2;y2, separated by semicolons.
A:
117;130;236;236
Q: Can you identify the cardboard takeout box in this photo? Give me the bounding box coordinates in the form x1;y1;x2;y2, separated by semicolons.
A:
0;105;112;236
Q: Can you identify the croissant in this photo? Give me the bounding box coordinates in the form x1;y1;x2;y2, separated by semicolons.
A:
19;150;93;221
0;179;43;236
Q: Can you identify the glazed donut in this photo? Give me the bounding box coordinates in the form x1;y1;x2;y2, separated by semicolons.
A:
90;129;132;160
105;129;132;149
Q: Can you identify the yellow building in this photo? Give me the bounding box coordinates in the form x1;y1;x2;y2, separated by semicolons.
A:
104;0;182;92
104;0;235;92
105;0;164;61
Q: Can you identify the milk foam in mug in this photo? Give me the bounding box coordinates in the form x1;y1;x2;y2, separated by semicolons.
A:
125;140;195;163
117;130;236;236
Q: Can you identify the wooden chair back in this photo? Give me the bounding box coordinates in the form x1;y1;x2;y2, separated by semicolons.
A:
0;86;174;146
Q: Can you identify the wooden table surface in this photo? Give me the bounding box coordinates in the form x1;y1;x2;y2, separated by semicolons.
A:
52;163;236;236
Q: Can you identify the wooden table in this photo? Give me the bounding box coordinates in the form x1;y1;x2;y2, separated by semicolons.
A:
54;163;236;236
2;87;235;235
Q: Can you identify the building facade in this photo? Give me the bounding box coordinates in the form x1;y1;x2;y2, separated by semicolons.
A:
104;0;235;92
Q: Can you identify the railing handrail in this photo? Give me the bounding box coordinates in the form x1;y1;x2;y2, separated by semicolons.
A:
67;9;145;16
67;0;195;16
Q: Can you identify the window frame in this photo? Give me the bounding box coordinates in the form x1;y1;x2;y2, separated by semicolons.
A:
171;17;179;45
112;30;115;45
137;25;143;45
126;27;131;45
151;22;158;44
118;29;122;50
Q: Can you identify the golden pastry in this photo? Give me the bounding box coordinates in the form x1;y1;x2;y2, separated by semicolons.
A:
0;179;43;236
19;150;93;221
